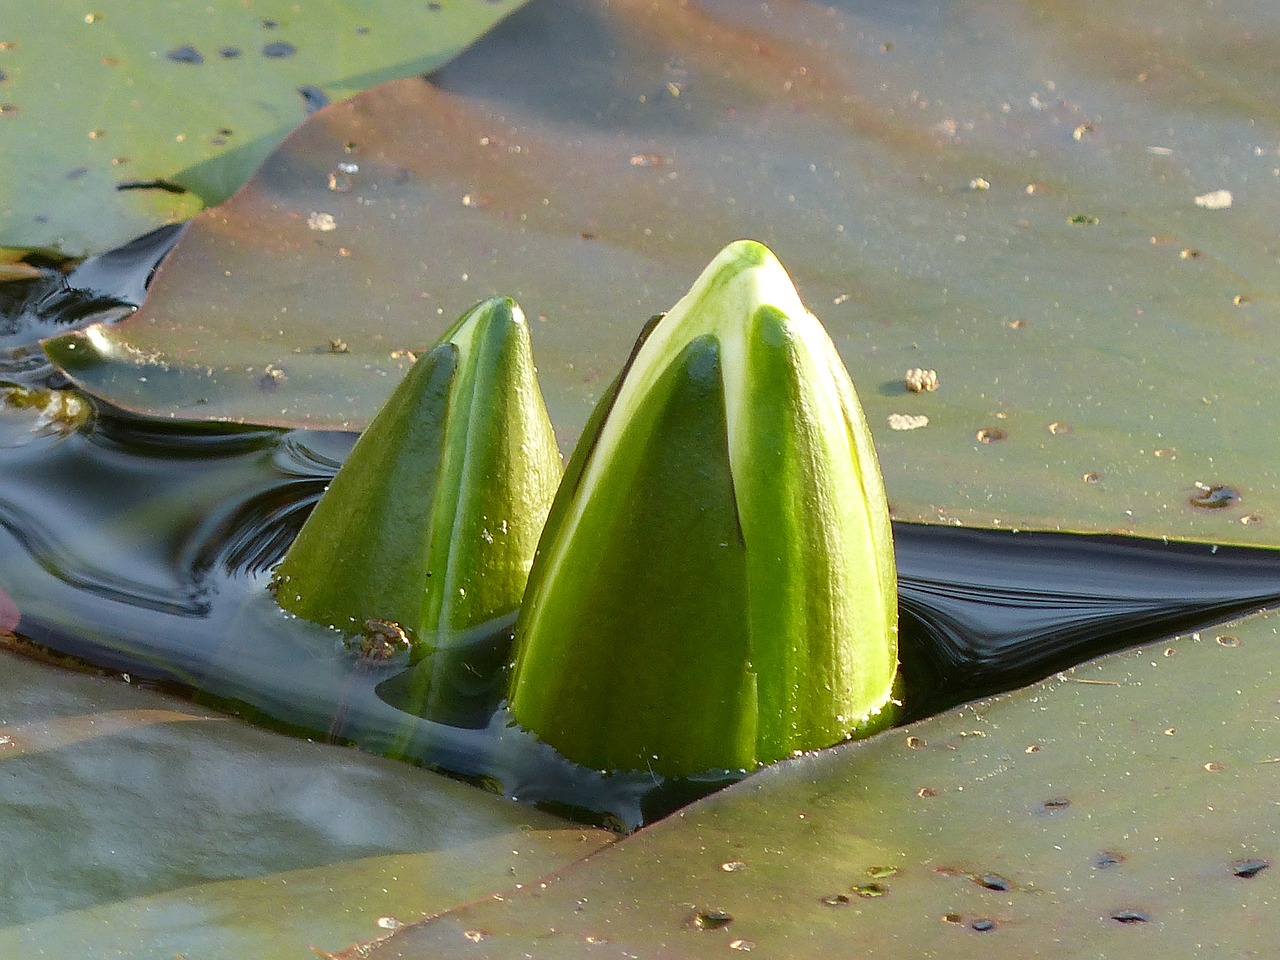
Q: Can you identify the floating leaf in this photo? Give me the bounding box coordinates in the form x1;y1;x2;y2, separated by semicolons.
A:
12;0;1280;951
0;0;532;258
40;0;1280;548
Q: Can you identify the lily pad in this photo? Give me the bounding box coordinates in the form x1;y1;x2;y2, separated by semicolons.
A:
0;0;530;259
329;606;1280;958
0;648;614;957
42;0;1280;546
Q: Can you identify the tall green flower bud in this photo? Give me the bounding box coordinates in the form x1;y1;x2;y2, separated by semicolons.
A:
509;241;897;776
273;297;562;649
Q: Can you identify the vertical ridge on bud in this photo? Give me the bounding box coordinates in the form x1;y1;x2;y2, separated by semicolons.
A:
512;334;758;773
737;303;896;757
272;297;562;649
510;241;898;777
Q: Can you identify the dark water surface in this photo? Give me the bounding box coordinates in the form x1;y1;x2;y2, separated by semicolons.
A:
2;231;1279;828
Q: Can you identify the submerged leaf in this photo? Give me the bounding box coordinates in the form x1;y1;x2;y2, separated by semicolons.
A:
0;654;615;955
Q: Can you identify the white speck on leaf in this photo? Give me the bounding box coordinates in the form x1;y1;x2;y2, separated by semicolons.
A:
888;413;929;431
1193;189;1233;210
307;211;337;231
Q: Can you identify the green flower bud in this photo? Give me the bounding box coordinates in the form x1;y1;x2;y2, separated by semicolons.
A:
273;297;562;648
509;241;898;776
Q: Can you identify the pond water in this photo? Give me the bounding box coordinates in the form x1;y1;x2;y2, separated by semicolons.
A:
3;231;1280;829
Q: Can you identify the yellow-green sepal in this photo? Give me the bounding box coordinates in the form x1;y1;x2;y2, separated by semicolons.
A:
735;303;898;759
511;333;758;774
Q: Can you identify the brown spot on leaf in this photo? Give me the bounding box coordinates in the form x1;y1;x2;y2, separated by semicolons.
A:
1092;851;1125;869
0;584;18;632
1189;483;1240;509
1110;908;1151;924
690;909;734;930
1230;858;1270;878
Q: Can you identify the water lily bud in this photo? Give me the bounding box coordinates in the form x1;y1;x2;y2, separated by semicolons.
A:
273;297;562;647
509;240;898;777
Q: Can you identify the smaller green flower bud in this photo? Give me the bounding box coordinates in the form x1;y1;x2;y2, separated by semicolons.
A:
273;297;562;651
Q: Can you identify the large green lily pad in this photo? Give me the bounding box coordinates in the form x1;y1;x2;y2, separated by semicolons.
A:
333;607;1279;958
42;0;1280;546
0;648;613;958
0;0;530;259
8;4;1280;954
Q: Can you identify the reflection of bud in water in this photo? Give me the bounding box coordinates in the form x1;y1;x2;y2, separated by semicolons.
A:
509;240;898;777
273;297;562;649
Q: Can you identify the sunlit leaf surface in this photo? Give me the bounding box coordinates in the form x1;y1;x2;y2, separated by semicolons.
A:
43;0;1280;545
0;0;530;258
332;608;1280;958
0;650;614;958
11;1;1280;953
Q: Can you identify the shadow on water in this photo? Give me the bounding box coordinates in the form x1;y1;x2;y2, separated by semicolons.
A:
2;228;1280;829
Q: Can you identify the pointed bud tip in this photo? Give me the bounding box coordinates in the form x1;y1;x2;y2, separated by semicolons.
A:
480;295;524;324
704;240;787;288
275;291;559;648
716;238;772;265
673;241;805;340
437;297;533;360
